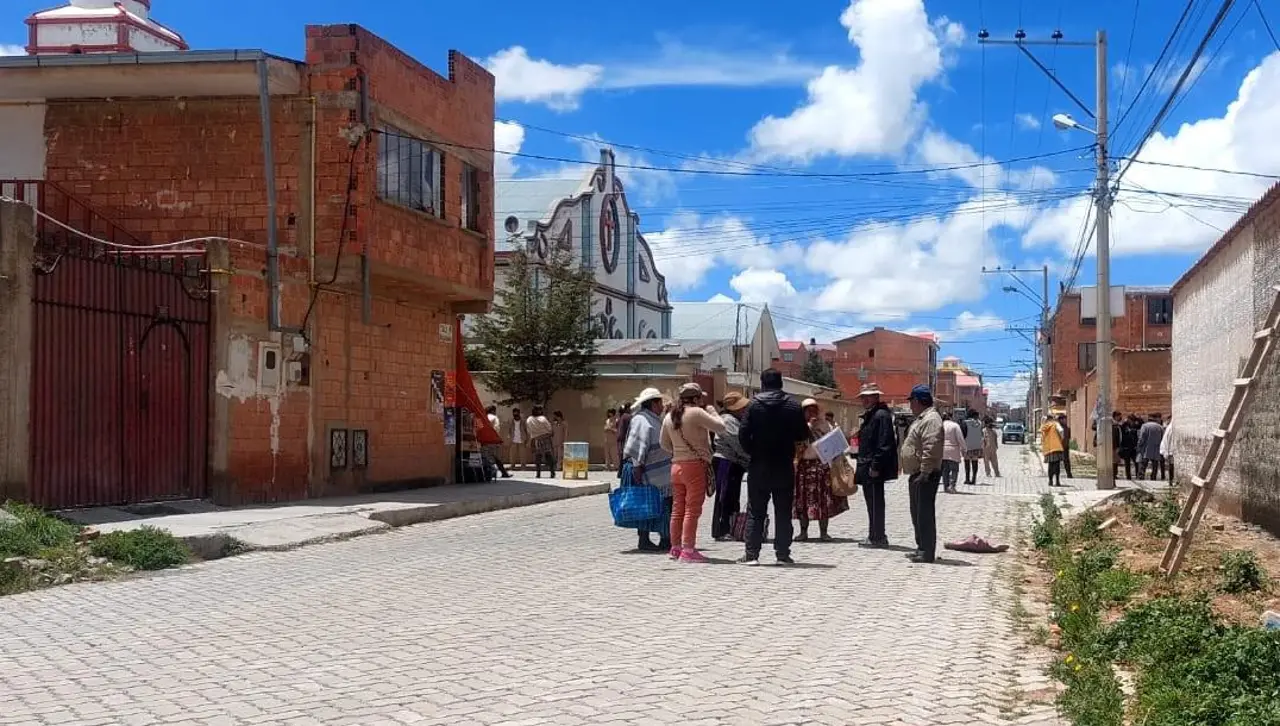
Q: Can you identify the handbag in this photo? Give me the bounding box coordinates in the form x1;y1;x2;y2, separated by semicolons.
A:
830;453;858;497
677;427;716;497
730;512;768;542
609;461;664;529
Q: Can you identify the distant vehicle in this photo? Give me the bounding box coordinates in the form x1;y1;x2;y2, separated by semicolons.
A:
1002;422;1026;444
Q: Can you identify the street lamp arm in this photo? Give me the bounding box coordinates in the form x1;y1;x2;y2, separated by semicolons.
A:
1016;43;1096;121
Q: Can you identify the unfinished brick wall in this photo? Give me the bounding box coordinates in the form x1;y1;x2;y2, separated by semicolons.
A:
1051;292;1173;394
1239;199;1280;533
1114;350;1171;419
32;25;496;504
1172;226;1256;519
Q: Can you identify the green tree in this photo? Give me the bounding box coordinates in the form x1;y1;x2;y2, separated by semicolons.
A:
472;249;598;407
800;350;837;388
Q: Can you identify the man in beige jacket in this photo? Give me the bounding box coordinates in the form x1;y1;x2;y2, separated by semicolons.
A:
899;384;945;563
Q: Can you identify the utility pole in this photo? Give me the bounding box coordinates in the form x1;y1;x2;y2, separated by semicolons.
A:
1092;31;1115;489
980;27;1114;489
983;264;1051;420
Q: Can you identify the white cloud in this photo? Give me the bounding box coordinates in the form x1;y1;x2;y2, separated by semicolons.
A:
914;129;995;187
493;121;525;178
484;42;820;112
601;41;820;89
646;212;805;291
729;268;798;304
806;194;1021;316
1015;113;1041;130
0;44;25;56
950;310;1006;336
1026;51;1280;256
484;46;603;111
747;0;963;161
986;371;1032;404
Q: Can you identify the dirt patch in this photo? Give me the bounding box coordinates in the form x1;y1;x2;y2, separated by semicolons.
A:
1090;500;1279;626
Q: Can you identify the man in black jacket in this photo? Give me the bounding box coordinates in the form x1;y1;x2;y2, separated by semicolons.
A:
854;383;899;548
737;368;810;566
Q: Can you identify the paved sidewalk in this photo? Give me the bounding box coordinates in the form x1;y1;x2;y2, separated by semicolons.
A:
60;475;610;558
1;445;1066;725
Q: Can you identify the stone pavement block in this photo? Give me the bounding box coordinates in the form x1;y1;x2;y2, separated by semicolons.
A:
0;449;1065;725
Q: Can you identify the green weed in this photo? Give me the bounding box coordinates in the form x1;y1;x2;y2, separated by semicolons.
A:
1218;550;1268;595
89;527;190;571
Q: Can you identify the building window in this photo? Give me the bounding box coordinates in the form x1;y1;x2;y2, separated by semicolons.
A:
869;348;876;359
782;352;794;363
461;163;481;231
1147;295;1173;325
377;125;442;216
1078;342;1097;372
1081;317;1096;326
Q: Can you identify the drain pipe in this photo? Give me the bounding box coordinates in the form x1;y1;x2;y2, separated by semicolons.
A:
258;57;282;331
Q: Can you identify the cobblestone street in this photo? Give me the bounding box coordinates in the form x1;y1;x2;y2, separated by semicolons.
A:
0;446;1071;726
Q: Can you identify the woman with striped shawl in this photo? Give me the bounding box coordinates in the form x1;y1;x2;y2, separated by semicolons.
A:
622;387;672;552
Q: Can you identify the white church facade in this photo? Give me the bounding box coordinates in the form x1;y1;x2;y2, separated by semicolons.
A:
493;149;672;339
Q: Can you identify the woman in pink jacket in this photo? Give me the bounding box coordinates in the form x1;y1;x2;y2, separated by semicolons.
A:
941;412;966;493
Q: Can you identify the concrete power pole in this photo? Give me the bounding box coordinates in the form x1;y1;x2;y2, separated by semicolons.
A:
1040;264;1051;425
1092;31;1115;490
980;27;1113;489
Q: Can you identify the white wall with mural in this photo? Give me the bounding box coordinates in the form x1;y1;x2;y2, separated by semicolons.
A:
493;149;672;339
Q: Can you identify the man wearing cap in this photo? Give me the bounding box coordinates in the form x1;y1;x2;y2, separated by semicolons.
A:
622;387;673;552
855;383;898;549
900;384;945;563
737;368;811;566
711;391;752;541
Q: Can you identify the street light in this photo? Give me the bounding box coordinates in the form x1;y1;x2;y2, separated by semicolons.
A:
1051;113;1097;135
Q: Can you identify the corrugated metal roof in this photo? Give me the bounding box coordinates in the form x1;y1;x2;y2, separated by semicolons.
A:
670;302;761;342
493;177;586;251
594;338;733;357
955;374;982;388
778;340;806;351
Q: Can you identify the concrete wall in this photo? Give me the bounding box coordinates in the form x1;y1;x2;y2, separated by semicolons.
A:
0;201;33;501
1172;218;1258;522
1238;198;1280;533
0;105;46;181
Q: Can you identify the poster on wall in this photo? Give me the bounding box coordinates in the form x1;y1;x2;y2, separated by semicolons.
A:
444;409;456;446
444;371;457;408
430;370;445;414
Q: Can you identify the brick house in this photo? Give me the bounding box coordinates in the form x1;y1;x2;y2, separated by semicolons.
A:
1065;348;1171;454
1170;182;1280;535
935;356;988;416
0;21;497;508
834;327;938;404
1049;285;1173;396
776;340;807;379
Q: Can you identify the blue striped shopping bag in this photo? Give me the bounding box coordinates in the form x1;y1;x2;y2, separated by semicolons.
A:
610;461;664;529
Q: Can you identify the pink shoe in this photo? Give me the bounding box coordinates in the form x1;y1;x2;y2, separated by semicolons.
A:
669;547;682;560
679;549;710;563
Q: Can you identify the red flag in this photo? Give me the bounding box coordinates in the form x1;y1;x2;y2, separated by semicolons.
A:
454;318;502;446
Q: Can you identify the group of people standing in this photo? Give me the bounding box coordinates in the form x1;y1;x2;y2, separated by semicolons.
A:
1103;411;1176;483
940;410;1002;492
483;405;568;479
619;370;951;565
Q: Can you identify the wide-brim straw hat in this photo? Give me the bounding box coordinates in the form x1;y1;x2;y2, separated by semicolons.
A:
722;392;749;412
801;397;819;410
634;387;663;408
677;382;704;399
858;383;884;397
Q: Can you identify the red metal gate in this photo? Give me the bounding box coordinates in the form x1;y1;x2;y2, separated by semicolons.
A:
18;181;211;509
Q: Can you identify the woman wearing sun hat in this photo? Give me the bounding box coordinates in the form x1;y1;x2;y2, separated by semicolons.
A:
660;382;726;562
794;398;848;541
622;387;673;552
711;391;752;541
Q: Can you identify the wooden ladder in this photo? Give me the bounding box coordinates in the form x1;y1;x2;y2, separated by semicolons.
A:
1161;284;1280;575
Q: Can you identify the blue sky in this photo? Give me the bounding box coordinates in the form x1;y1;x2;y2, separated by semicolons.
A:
5;0;1280;402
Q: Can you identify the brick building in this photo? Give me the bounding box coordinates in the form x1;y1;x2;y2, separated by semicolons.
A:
776;340;807;379
1065;348;1172;454
935;356;988;417
1171;183;1280;536
0;20;497;508
1049;285;1173;395
834;327;938;403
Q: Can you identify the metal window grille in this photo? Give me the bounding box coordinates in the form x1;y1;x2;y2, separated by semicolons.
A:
377;126;442;216
461;164;481;231
1146;295;1173;325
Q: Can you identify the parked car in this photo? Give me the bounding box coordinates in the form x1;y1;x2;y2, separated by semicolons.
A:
1001;422;1026;444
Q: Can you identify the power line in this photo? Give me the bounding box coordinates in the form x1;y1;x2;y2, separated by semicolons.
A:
1114;0;1239;188
1257;0;1280;49
1116;0;1142;114
1111;0;1200;138
1119;158;1280;180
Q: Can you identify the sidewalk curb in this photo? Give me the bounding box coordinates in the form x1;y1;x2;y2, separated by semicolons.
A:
182;482;611;561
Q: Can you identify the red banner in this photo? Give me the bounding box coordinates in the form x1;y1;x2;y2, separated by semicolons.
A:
454;319;502;446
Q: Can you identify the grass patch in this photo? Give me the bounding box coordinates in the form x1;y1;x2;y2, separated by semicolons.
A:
90;526;191;571
0;502;78;557
1028;495;1280;725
